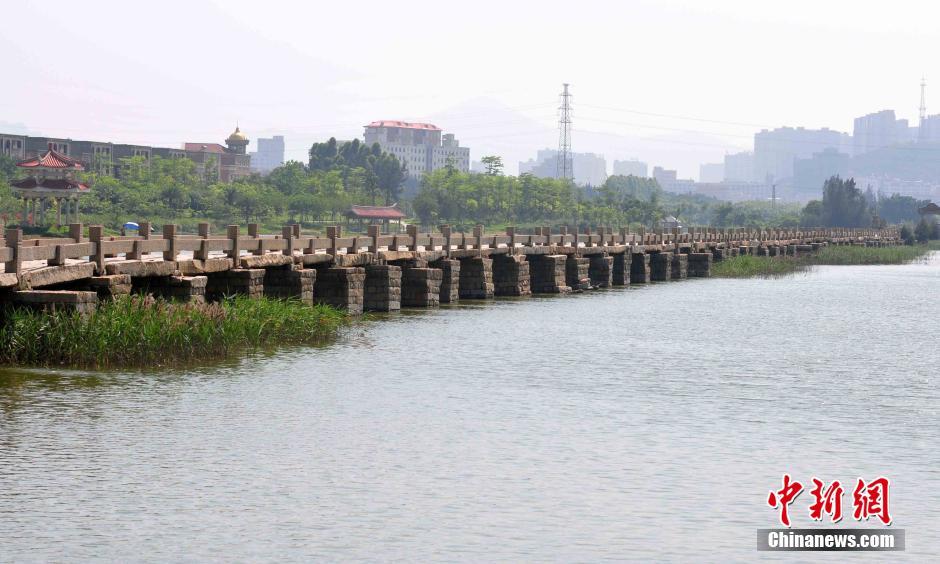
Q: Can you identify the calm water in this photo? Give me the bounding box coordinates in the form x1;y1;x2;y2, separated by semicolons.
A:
1;255;939;562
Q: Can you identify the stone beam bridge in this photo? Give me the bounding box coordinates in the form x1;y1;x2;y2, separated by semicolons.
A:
0;222;900;314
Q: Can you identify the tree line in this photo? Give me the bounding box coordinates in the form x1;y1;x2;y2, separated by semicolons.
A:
0;150;935;236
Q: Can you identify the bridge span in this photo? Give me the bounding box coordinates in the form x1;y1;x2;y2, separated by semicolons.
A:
1;223;899;314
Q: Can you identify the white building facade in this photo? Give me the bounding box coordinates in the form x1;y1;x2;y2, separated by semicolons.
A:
363;121;470;179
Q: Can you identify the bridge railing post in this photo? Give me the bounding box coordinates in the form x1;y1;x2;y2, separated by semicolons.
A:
226;225;240;261
506;226;516;255
248;223;262;255
473;224;484;256
89;225;105;275
4;227;22;278
196;222;211;260
327;226;339;258
282;225;294;257
407;224;418;252
368;224;379;254
440;224;451;257
163;224;178;262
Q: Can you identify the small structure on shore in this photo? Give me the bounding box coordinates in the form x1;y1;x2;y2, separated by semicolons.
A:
345;204;406;232
918;202;940;217
11;149;89;227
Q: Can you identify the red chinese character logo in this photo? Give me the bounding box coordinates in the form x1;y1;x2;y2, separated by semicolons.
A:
767;474;804;527
808;478;844;523
853;477;892;525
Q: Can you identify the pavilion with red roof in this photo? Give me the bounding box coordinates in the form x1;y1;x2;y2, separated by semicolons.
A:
345;204;407;232
11;149;90;227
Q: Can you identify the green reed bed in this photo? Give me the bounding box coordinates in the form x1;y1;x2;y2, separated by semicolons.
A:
712;243;938;278
0;295;348;369
710;255;808;278
814;243;939;265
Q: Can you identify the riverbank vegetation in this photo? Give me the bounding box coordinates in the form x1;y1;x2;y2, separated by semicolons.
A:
1;149;934;236
711;243;939;278
0;296;348;369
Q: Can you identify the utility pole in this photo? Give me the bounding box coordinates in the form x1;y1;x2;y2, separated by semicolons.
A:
556;83;572;181
919;77;927;142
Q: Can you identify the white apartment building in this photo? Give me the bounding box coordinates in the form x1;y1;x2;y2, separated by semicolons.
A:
363;120;470;179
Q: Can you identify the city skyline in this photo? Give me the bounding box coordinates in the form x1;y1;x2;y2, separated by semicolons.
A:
3;0;939;179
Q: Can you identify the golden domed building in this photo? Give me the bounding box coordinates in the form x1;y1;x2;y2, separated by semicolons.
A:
182;125;252;182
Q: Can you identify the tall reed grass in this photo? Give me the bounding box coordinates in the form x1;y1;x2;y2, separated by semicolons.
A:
711;243;938;278
0;295;348;369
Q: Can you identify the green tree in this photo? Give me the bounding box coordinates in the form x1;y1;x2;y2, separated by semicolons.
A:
480;155;504;176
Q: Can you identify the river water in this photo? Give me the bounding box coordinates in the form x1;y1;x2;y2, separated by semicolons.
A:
1;255;938;562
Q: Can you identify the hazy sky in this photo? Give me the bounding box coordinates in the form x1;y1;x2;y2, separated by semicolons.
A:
3;0;938;177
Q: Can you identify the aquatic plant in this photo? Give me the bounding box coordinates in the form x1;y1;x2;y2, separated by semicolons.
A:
0;295;348;369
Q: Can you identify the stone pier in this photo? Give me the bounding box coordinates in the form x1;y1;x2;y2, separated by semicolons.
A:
631;252;651;284
650;252;672;282
429;258;460;303
612;252;632;285
588;255;613;288
84;275;131;300
671;253;688;280
314;267;365;314
144;275;208;303
206;269;264;300
688;253;712;277
401;267;442;307
263;265;315;304
492;255;531;296
11;290;98;314
457;257;494;299
363;264;402;312
566;256;590;290
528;255;571;294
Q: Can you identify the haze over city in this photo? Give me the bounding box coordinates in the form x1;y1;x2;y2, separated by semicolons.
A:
3;0;939;178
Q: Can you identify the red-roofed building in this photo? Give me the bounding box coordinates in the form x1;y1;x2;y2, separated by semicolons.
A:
11;150;90;227
344;204;407;231
363;120;470;184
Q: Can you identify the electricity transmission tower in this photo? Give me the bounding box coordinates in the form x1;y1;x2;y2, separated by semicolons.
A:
556;83;572;181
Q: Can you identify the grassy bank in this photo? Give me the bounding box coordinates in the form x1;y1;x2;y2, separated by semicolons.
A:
711;243;938;278
0;295;348;369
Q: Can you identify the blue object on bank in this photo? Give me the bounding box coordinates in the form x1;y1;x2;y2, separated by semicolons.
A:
123;222;140;230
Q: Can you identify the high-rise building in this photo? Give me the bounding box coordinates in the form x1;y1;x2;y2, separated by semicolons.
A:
853;110;913;156
519;149;606;186
699;162;724;183
753;127;843;183
612;159;648;177
723;151;754;182
249;135;285;174
363;120;470;179
793;148;851;197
